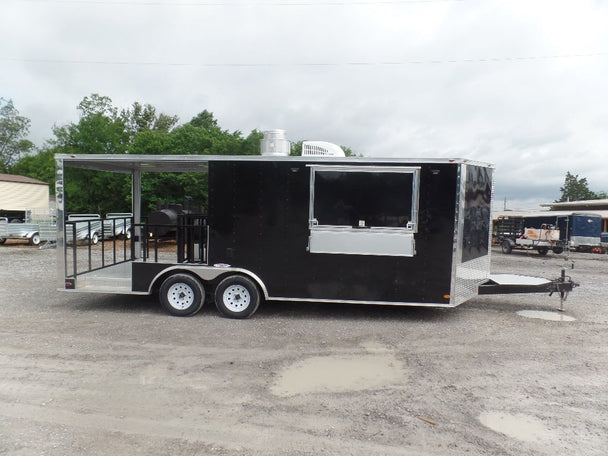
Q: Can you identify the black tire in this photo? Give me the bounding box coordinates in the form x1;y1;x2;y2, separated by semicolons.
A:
214;275;261;319
552;247;564;254
159;273;205;317
91;232;99;245
537;247;548;256
0;238;6;245
501;239;512;254
30;233;41;246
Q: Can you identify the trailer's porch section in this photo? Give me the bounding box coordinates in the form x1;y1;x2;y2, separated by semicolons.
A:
67;261;135;294
63;213;208;294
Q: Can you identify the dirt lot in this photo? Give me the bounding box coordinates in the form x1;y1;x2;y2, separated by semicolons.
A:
0;242;606;455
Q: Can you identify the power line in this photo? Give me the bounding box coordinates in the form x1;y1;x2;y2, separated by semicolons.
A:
3;53;606;67
16;0;465;6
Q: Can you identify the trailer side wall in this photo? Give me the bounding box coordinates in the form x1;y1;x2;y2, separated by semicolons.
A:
208;160;460;304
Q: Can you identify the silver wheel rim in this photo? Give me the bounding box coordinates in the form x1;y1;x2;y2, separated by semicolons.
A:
167;283;195;310
222;285;250;312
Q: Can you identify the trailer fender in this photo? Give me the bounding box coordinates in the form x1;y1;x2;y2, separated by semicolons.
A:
209;269;268;298
146;265;269;300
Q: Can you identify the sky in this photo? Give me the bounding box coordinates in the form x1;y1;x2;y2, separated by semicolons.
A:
2;0;607;210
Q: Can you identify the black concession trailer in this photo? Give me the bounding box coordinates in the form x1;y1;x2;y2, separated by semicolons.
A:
55;154;576;318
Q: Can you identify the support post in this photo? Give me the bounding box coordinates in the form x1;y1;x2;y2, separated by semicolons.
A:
132;169;142;259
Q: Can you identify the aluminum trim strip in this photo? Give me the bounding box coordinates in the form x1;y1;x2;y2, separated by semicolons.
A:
57;153;494;168
265;296;457;307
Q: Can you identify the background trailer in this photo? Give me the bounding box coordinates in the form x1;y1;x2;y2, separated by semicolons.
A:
55;154;575;318
495;212;602;254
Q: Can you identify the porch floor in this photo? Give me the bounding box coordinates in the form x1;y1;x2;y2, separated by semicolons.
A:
74;261;135;294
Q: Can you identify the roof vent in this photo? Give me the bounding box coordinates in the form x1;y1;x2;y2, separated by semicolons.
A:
261;129;291;156
302;141;345;157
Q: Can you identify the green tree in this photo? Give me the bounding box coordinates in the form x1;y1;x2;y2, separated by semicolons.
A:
50;95;130;212
189;110;218;130
51;94;129;155
0;98;34;172
120;102;178;143
556;171;597;202
10;148;55;193
239;130;263;155
25;94;280;213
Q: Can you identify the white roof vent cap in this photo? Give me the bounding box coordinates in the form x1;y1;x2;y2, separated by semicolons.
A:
302;141;345;157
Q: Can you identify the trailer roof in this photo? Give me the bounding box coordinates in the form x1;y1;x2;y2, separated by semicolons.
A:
56;154;493;173
0;173;49;186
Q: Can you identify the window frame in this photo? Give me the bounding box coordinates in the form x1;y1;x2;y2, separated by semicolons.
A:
308;164;421;233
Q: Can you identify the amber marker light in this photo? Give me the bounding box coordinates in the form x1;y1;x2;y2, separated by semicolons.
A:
443;294;450;299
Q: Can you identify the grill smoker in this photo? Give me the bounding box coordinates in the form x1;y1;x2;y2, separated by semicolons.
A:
55;152;577;319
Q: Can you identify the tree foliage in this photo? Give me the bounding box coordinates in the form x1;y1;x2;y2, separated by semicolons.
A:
0;98;34;172
45;95;269;213
556;171;599;202
9;93;356;214
10;149;55;192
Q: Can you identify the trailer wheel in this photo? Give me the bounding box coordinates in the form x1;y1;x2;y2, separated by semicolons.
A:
214;275;261;319
90;232;99;245
0;238;6;245
159;273;205;317
552;247;564;254
30;233;41;246
537;247;548;256
501;240;512;254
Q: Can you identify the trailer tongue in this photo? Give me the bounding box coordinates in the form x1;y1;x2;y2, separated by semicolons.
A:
478;270;578;310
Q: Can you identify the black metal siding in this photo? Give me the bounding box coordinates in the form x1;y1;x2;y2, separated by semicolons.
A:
207;160;459;304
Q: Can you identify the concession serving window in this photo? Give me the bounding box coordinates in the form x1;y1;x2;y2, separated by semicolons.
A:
307;165;420;256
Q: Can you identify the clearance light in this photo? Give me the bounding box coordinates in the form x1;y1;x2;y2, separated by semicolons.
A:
443;294;450;299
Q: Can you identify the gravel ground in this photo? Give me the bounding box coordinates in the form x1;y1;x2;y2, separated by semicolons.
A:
0;241;606;455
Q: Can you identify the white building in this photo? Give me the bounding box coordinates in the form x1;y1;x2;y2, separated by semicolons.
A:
0;173;50;222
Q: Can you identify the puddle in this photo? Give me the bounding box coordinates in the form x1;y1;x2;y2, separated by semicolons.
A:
517;310;576;322
271;353;405;397
360;341;392;353
479;411;554;442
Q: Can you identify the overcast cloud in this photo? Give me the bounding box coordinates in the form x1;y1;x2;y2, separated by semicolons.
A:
2;0;607;210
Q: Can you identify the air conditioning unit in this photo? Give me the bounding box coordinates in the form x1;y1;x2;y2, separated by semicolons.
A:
302;141;345;157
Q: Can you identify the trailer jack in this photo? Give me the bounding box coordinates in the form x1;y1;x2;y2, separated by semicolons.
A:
549;268;579;312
